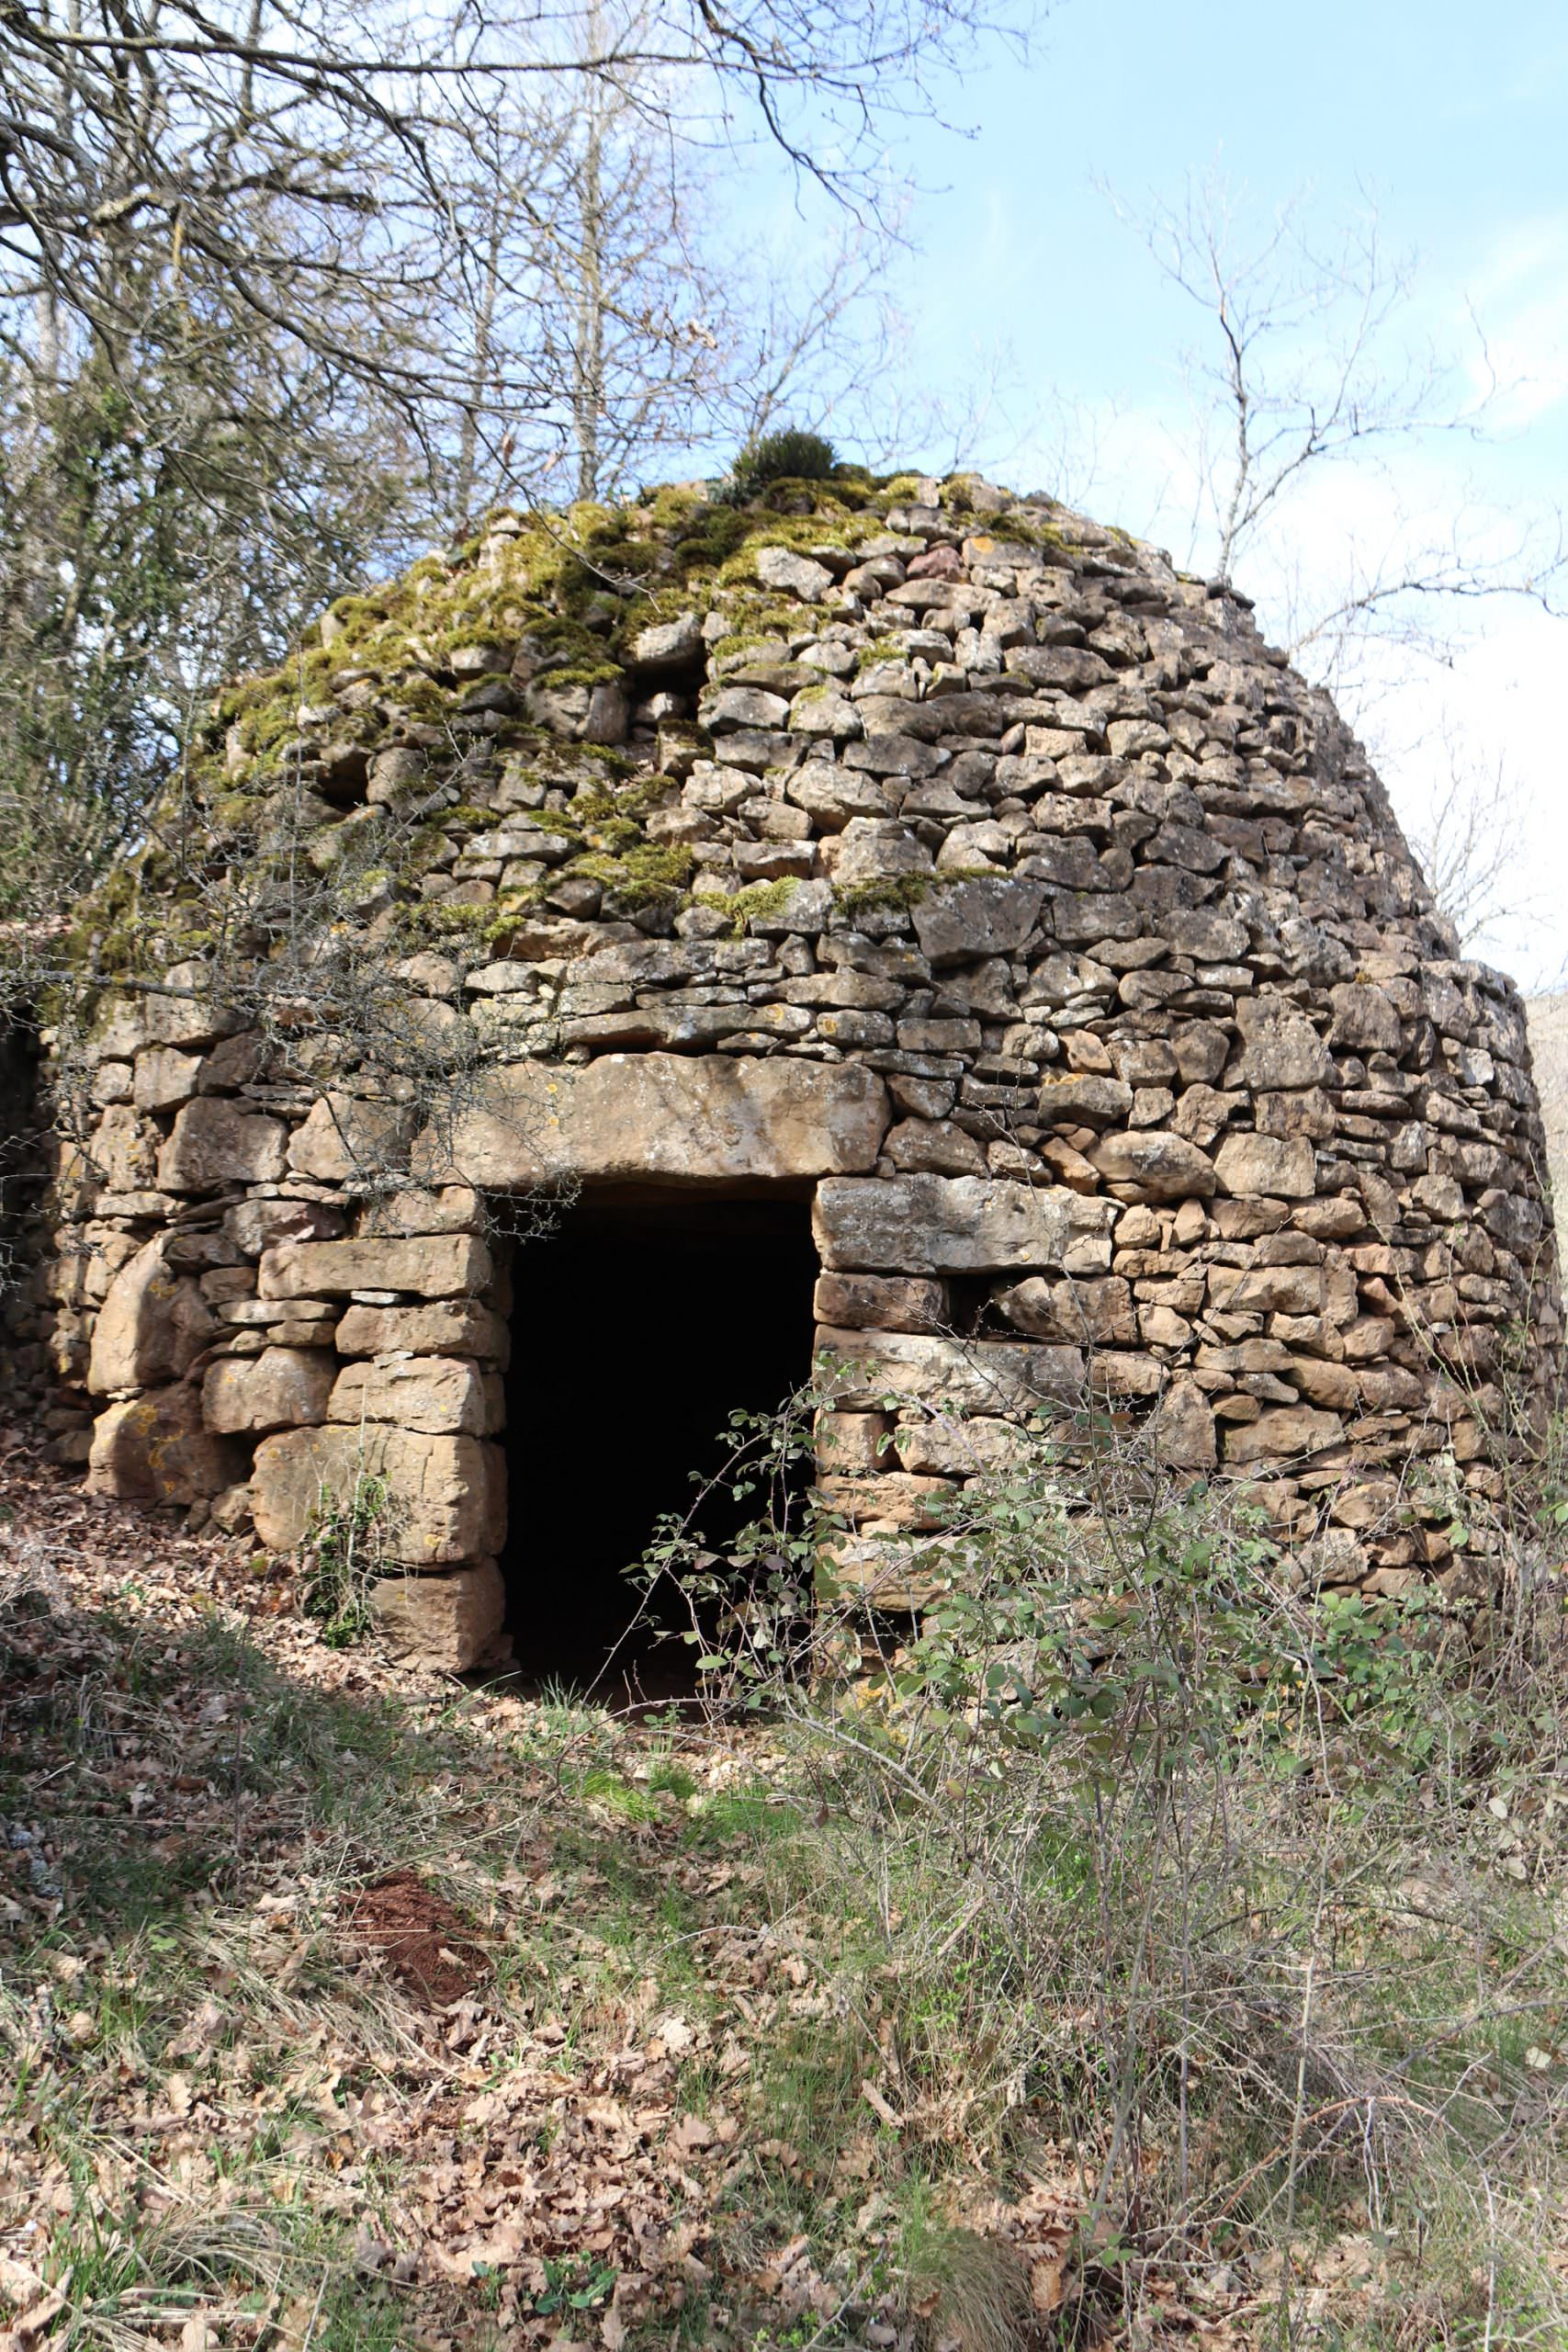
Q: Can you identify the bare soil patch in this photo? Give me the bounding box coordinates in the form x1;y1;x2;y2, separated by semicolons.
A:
348;1867;489;2007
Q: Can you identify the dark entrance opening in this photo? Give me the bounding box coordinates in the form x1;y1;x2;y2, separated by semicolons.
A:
500;1190;818;1697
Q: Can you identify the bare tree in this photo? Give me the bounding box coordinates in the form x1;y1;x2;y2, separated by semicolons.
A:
1109;174;1566;672
0;0;1032;933
0;0;1028;481
1403;728;1535;956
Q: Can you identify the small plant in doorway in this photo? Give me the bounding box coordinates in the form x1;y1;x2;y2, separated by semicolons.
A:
298;1466;399;1645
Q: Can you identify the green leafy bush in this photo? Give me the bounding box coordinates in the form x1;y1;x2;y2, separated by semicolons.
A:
723;428;837;504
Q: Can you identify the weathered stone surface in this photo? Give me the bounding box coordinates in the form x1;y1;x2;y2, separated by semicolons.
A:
133;1048;202;1112
815;1410;895;1473
158;1098;288;1191
1213;1132;1316;1199
785;763;891;830
1088;1131;1217;1203
1223;1405;1344;1466
1229;995;1333;1091
1152;1379;1217;1471
818;1327;1085;1416
893;1414;1035;1476
812;1272;948;1333
994;1273;1135;1346
333;1300;510;1364
258;1234;491;1300
814;1173;1115;1274
819;1473;955;1529
359;1186;485;1237
203;1348;335;1433
755;546;834;601
885;1116;987;1175
87;1386;244;1503
422;1055;889;1187
226;1197;346;1256
87;1105;160;1193
87;1239;215;1395
328;1356;501;1435
288;1094;418;1182
250;1426;504;1561
911;875;1044;965
628;612;703;673
1036;1073;1134;1131
1328;981;1404;1052
368;1561;507;1672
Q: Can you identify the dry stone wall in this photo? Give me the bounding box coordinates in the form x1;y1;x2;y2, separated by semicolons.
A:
6;469;1561;1666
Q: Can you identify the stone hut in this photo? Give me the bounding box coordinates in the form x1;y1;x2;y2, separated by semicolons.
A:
8;469;1562;1668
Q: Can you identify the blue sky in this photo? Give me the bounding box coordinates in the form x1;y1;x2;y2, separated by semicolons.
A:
758;0;1568;989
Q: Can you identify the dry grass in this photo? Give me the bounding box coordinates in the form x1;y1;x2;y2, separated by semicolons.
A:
7;1426;1568;2350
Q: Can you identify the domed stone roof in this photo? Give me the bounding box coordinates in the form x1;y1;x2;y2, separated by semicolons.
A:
17;468;1562;1666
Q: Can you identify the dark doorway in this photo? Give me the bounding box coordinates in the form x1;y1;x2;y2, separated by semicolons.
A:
500;1190;818;1695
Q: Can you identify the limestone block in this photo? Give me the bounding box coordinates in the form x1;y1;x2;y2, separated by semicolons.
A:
885;1117;987;1176
133;1048;202;1112
628;612;703;673
1228;994;1333;1091
1328;1478;1401;1530
333;1300;510;1364
143;961;246;1050
816;1411;895;1473
819;1532;958;1613
785;763;892;830
421;1054;889;1187
1213;1132;1316;1199
1088;1130;1217;1204
258;1233;491;1300
203;1348;335;1433
226;1197;347;1257
812;1272;947;1334
702;684;791;731
327;1356;501;1435
1328;981;1404;1052
368;1560;507;1672
1036;1073;1134;1131
893;1415;1035;1476
158;1098;288;1191
89;1105;160;1193
525;675;627;743
367;746;427;804
817;1327;1085;1416
813;1173;1115;1275
756;546;833;601
360;1186;485;1237
1152;1380;1217;1471
87;1385;245;1503
820;827;934;895
1287;1355;1360;1411
1088;1351;1168;1398
1215;1264;1325;1316
1222;1406;1344;1467
250;1426;504;1562
287;1093;417;1182
911;876;1044;966
87;1238;216;1394
994;1273;1135;1346
819;1474;956;1530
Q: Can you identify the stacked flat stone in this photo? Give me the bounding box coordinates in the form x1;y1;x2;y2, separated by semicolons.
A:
9;471;1561;1667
